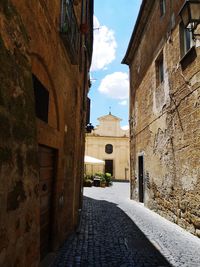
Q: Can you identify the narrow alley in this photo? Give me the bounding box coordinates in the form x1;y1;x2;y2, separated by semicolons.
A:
51;183;200;267
1;0;200;266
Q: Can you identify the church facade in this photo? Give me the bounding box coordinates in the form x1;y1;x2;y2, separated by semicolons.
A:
85;114;130;180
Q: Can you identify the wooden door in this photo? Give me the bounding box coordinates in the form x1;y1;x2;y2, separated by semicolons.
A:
138;155;144;203
105;160;113;176
38;145;55;260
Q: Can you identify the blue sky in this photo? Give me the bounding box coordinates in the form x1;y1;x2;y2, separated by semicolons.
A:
89;0;142;128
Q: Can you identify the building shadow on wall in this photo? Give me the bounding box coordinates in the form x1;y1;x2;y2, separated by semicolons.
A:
52;196;171;267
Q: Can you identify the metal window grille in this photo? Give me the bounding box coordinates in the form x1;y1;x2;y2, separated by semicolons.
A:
60;0;79;64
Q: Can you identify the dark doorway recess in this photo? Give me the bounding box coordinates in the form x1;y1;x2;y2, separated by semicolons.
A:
138;155;144;203
105;159;113;176
38;145;56;261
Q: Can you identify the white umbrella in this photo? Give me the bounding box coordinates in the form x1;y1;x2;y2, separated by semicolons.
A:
84;155;105;165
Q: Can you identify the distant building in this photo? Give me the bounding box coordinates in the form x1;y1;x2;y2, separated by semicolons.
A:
123;0;200;236
85;113;130;180
0;0;93;265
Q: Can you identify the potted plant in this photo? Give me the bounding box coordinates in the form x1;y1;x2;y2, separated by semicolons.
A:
100;176;106;188
105;172;112;186
83;175;93;187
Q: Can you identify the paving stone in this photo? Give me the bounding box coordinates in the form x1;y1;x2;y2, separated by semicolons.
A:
51;192;171;267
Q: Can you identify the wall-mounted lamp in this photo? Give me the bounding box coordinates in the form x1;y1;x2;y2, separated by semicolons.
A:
179;0;200;40
86;123;94;133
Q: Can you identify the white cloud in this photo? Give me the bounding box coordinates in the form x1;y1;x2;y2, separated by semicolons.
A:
91;16;117;71
98;72;129;100
118;100;128;106
121;125;129;130
90;73;97;84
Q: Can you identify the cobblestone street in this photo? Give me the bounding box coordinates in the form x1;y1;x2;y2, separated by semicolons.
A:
52;183;171;267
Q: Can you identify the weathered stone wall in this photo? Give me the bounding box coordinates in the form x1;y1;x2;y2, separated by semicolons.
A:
0;2;39;266
0;0;93;265
129;1;200;236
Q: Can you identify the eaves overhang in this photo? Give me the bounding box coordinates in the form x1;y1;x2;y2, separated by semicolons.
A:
121;0;154;65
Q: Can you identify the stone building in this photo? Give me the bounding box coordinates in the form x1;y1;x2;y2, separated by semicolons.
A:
85;113;130;180
122;0;200;236
0;0;93;266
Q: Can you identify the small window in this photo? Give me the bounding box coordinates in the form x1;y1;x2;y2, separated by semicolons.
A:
155;53;164;86
32;74;49;123
180;22;193;58
105;144;113;154
160;0;166;17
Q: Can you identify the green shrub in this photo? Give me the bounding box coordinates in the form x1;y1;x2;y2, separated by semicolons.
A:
84;179;93;187
95;172;104;178
100;176;106;183
84;174;93;181
105;172;112;186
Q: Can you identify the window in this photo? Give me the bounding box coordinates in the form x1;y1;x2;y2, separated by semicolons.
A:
160;0;166;17
105;144;113;154
180;22;193;58
155;53;164;86
32;74;49;123
60;0;79;64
